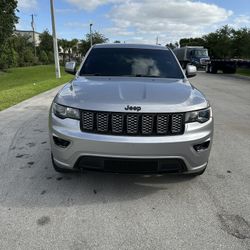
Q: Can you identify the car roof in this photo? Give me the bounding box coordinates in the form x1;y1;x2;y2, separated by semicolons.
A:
93;43;169;50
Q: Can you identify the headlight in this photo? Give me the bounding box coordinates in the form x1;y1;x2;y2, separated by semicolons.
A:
185;107;212;123
52;103;80;120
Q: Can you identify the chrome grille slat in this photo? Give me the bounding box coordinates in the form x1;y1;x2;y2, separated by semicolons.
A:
81;111;184;136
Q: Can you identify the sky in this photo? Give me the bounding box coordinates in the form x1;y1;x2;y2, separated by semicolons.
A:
16;0;250;45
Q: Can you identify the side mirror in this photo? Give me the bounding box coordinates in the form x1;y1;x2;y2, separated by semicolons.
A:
186;64;197;78
65;61;76;75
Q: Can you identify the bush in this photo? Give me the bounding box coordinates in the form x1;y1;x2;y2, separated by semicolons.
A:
39;50;49;64
24;48;35;65
0;42;18;69
48;51;54;63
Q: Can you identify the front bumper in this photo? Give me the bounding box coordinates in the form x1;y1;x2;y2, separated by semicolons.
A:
49;113;213;174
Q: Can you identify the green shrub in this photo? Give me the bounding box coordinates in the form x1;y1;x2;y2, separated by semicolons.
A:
39;50;49;64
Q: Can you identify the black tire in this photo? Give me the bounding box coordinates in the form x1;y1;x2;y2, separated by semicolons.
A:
211;65;217;74
181;62;187;70
206;65;210;73
51;153;77;173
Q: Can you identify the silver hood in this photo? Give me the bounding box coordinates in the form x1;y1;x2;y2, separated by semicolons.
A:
55;76;209;113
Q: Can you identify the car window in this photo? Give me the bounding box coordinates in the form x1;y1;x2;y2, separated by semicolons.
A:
80;48;184;79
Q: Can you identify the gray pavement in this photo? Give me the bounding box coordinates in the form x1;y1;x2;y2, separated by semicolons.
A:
0;72;249;250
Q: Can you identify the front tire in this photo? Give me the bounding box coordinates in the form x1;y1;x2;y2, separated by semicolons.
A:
206;65;211;73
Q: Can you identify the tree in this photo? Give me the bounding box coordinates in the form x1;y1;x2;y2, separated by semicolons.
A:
68;38;79;60
203;25;234;58
179;37;205;47
23;47;35;65
79;31;109;56
59;39;70;64
231;28;250;59
114;40;121;43
166;42;179;49
11;34;33;66
48;51;54;63
0;40;17;69
0;0;18;69
39;50;49;64
178;25;250;59
39;30;53;54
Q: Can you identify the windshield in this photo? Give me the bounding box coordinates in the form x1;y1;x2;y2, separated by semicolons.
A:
194;49;208;57
80;48;184;79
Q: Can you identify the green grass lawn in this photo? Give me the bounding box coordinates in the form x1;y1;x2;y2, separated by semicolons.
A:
236;68;250;77
0;65;73;111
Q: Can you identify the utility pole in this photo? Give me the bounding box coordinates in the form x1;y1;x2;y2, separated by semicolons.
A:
156;36;158;45
31;14;36;57
90;23;93;47
50;0;61;78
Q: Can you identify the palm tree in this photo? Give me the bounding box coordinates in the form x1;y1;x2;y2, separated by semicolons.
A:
69;39;79;60
59;39;70;64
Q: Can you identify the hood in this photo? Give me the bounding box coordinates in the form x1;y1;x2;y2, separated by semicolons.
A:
55;76;208;113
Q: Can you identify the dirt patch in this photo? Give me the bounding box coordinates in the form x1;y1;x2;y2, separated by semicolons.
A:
218;213;250;240
26;142;36;147
37;216;50;226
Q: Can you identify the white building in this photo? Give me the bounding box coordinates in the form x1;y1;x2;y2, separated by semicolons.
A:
15;30;41;46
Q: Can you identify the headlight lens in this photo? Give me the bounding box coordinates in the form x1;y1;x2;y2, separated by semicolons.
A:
52;103;80;120
185;107;212;123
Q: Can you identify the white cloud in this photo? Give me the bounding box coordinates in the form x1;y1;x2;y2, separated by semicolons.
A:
107;0;232;43
65;0;122;11
232;15;250;29
17;0;37;11
64;0;233;43
56;8;79;13
103;27;135;36
65;21;89;28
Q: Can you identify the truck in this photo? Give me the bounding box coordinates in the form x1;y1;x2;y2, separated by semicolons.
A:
206;59;237;74
174;46;250;74
173;46;210;69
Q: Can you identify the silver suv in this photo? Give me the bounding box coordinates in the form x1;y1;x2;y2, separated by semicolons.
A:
49;44;213;176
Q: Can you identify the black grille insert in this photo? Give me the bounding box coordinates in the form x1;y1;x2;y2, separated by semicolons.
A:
75;156;186;173
80;110;184;136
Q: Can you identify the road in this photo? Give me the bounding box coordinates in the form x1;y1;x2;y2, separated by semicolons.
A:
0;72;249;250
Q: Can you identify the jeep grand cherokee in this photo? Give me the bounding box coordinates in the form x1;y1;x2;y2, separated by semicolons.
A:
49;44;213;175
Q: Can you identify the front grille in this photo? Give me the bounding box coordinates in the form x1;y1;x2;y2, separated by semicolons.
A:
80;110;184;136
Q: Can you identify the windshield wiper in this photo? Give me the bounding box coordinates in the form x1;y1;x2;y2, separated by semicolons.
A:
82;73;103;76
134;74;161;78
81;74;162;78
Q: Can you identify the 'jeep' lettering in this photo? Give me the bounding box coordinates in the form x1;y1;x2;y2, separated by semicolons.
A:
125;105;141;112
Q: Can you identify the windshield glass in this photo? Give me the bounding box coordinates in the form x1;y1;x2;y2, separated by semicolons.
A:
80;48;184;79
194;49;208;57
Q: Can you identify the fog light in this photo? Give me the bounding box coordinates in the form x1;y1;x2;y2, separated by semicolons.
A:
194;141;210;152
53;136;70;148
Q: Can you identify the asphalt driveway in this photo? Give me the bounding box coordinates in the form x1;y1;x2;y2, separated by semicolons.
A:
0;72;249;249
